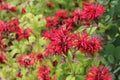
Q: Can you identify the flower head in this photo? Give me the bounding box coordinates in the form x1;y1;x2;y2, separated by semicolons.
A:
81;2;105;20
44;28;74;55
17;53;37;67
75;33;103;55
37;65;51;80
16;27;32;41
85;66;113;80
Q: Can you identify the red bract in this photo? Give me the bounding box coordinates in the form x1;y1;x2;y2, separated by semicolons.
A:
55;10;67;19
37;65;51;80
72;9;81;22
21;8;26;14
75;33;102;55
65;18;75;30
85;66;113;80
45;17;58;28
17;53;37;67
81;2;105;20
0;54;7;64
44;28;74;55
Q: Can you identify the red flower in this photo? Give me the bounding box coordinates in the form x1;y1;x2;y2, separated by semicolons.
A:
0;20;8;33
37;65;51;80
81;2;105;20
55;10;67;19
45;17;58;28
8;18;20;32
85;66;113;80
16;27;32;41
0;54;7;64
21;8;26;14
44;28;74;55
17;53;37;67
75;33;102;55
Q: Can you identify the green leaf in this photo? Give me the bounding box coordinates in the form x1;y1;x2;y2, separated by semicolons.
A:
114;46;120;59
71;77;75;80
86;27;97;35
66;75;73;80
97;0;110;5
68;50;73;60
104;44;115;54
113;67;120;74
107;55;115;64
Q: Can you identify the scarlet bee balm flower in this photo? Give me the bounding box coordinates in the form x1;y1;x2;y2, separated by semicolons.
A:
37;65;51;80
17;53;37;67
81;2;105;20
75;33;103;55
85;66;113;80
43;28;74;55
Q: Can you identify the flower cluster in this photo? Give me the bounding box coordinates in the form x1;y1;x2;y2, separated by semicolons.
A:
44;1;105;56
37;65;51;80
45;2;105;30
0;0;116;80
0;18;32;51
43;27;74;56
45;10;74;30
85;66;113;80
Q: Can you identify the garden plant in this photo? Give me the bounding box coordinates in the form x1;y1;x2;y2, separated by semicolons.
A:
0;0;120;80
